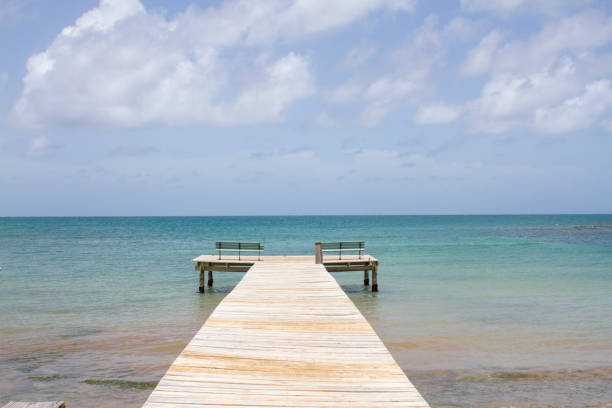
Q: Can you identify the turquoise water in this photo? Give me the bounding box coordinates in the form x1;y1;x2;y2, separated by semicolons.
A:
1;215;611;407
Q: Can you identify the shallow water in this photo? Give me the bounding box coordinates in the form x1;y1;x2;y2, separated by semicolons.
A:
1;216;611;407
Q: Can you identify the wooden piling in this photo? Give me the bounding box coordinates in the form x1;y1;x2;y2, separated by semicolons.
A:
314;242;322;263
364;268;369;285
372;262;378;292
207;270;213;287
199;268;205;293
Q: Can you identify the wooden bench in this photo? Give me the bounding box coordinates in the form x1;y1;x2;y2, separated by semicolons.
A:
318;241;365;260
216;241;263;260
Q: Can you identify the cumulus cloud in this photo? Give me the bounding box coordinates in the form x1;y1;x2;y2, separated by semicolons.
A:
361;75;421;126
339;44;376;69
534;80;612;133
328;82;364;104
413;102;462;124
494;11;612;74
463;10;612;134
355;13;487;127
460;0;592;16
461;30;501;76
27;136;58;157
442;16;483;41
467;57;580;133
359;14;449;126
313;112;337;127
13;0;413;128
461;11;612;78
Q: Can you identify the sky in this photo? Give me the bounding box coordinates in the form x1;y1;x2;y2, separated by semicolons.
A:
1;0;611;216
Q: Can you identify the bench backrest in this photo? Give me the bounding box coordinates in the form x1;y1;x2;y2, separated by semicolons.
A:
216;241;264;260
320;241;364;251
319;241;365;260
216;242;264;251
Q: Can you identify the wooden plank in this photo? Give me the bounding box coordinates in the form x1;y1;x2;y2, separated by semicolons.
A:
324;266;373;272
3;403;65;408
144;261;428;407
192;255;378;264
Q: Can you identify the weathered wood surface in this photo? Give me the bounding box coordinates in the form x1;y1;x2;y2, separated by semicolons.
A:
143;261;428;407
192;255;378;264
2;402;65;408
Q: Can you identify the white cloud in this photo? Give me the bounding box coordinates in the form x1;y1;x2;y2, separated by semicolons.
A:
27;136;54;157
355;13;489;126
534;80;612;133
361;75;420;126
220;52;315;124
359;14;446;126
62;0;144;35
413;102;462;124
328;82;364;104
339;44;376;69
461;12;612;78
442;16;483;42
467;57;580;133
313;111;337;127
495;11;612;74
13;0;413;128
461;30;501;76
462;10;612;134
460;0;526;14
460;0;592;16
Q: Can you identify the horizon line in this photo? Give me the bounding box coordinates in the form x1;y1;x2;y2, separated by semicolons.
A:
1;213;612;218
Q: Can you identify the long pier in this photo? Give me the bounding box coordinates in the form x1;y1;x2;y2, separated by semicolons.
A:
142;260;429;407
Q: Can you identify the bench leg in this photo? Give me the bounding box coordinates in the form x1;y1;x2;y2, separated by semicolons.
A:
199;269;205;293
364;269;369;286
208;270;214;287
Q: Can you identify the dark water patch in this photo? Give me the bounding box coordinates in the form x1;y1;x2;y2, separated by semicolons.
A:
407;367;612;408
0;327;34;335
5;350;63;373
202;285;236;294
460;366;612;382
84;379;158;390
339;284;372;294
27;374;66;382
58;327;104;339
572;225;612;231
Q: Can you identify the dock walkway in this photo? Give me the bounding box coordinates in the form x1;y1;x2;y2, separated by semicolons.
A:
143;261;429;407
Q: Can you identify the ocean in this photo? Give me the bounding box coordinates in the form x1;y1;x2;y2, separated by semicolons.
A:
1;215;611;407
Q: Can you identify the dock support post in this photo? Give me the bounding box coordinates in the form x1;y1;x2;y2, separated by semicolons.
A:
199;265;205;294
372;262;378;292
364;268;369;286
208;270;214;287
314;242;322;264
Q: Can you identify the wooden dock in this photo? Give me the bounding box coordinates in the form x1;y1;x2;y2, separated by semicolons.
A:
192;255;380;292
142;260;429;407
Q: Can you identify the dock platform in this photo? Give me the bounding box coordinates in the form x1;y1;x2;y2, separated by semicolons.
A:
143;260;429;407
192;255;380;292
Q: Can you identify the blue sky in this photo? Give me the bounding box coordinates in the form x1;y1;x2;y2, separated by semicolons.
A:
1;0;611;215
